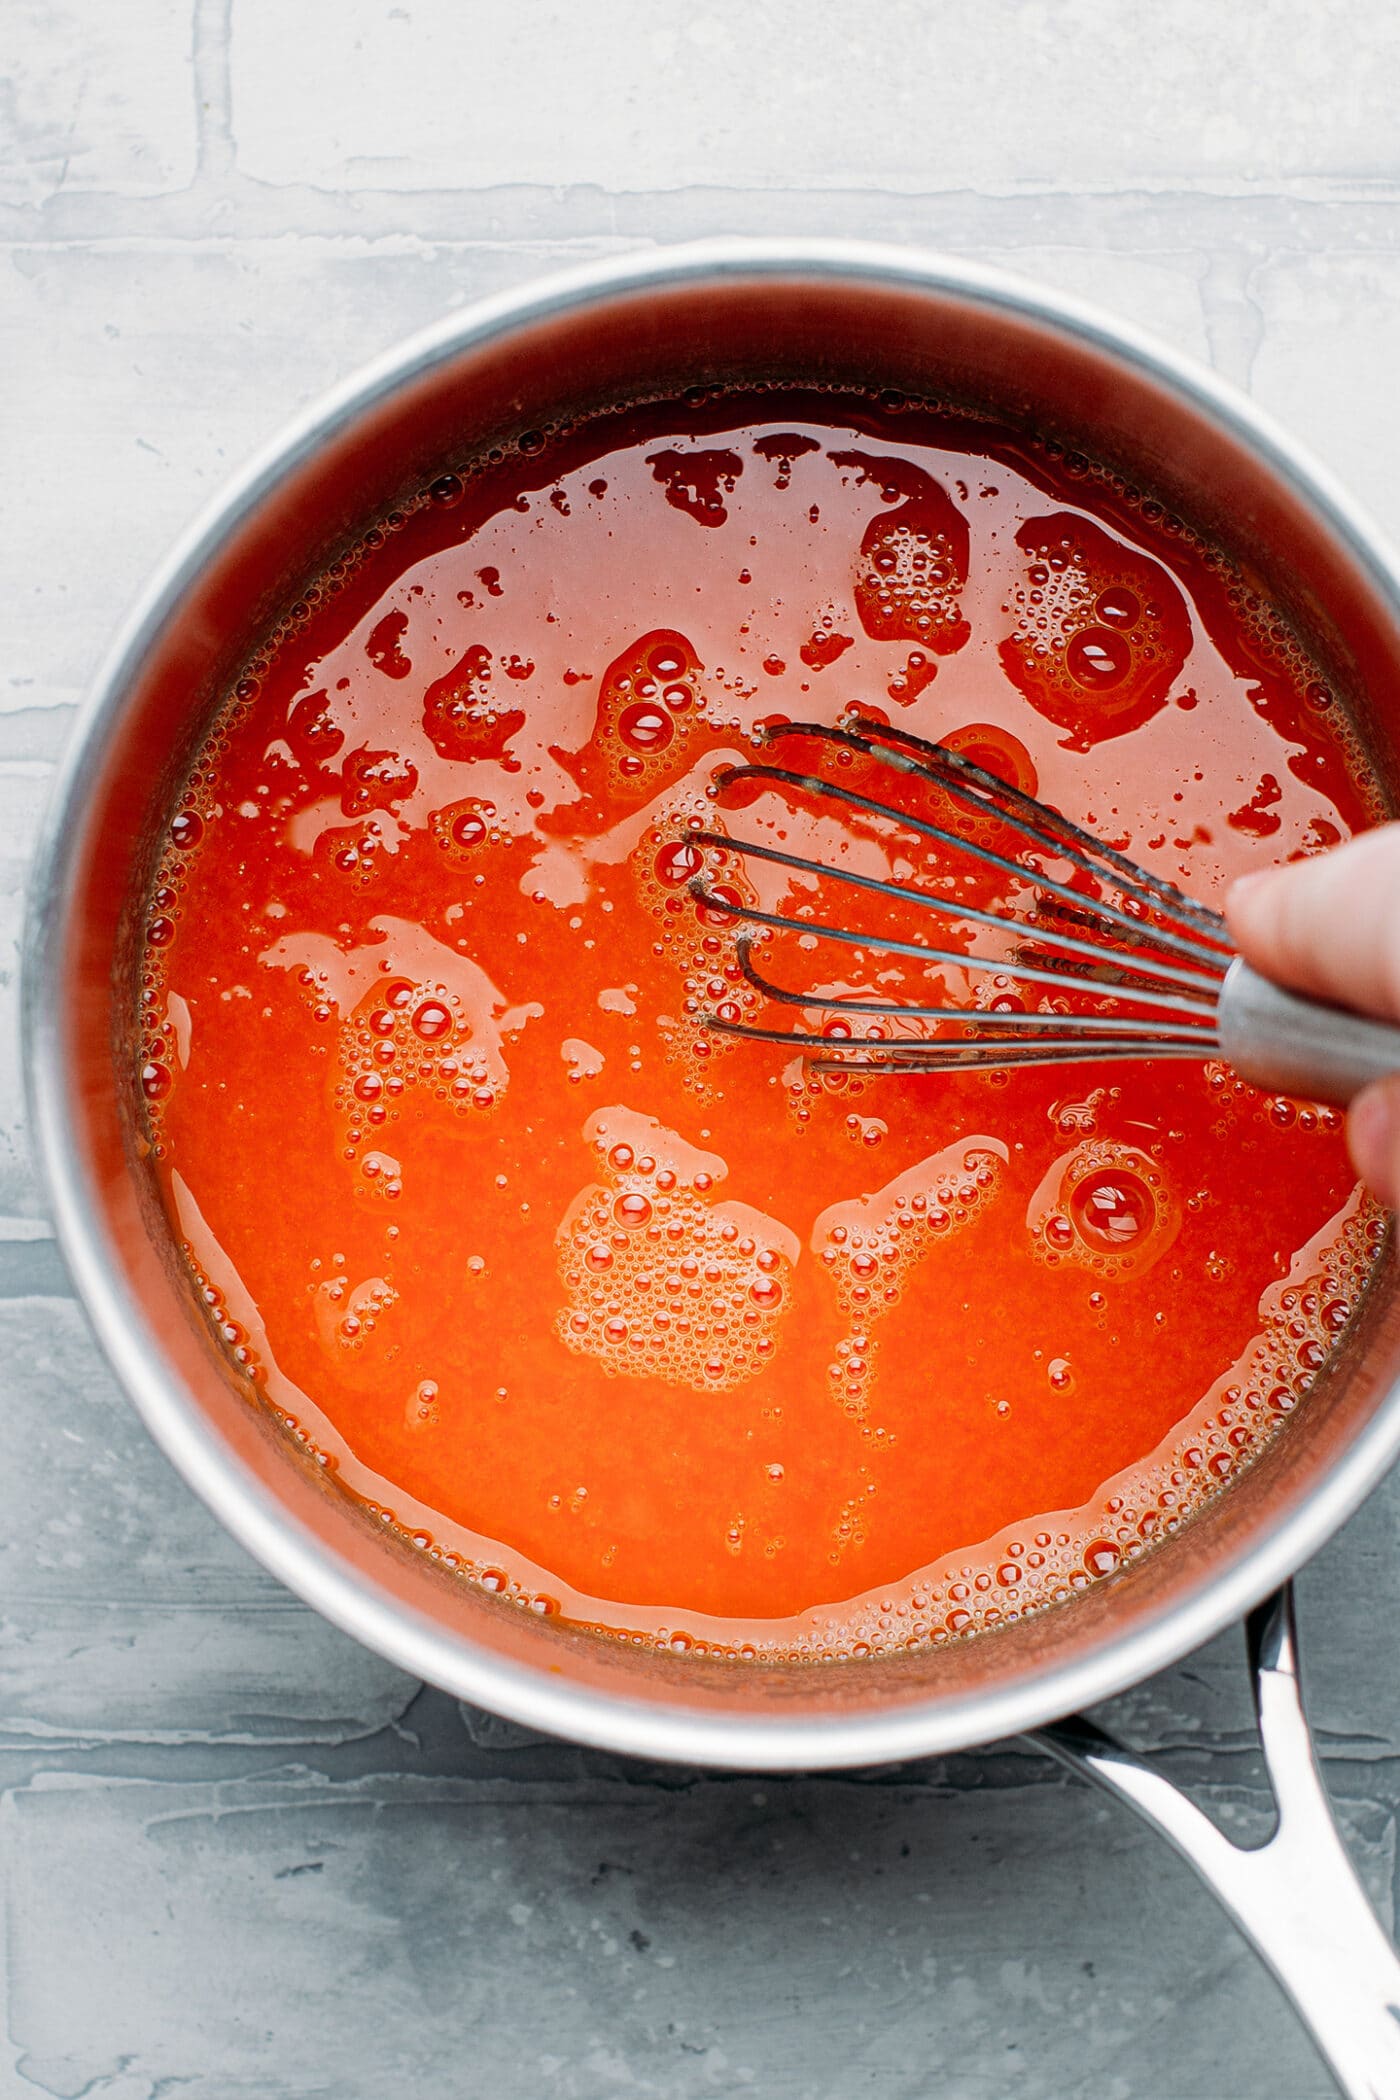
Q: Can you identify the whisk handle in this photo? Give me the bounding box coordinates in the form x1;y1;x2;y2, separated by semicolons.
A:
1217;957;1400;1105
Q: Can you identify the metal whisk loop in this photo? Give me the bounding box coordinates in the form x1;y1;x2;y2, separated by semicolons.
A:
689;882;1223;1020
713;760;1217;978
813;1041;1219;1076
687;831;1225;998
732;933;1219;1043
688;711;1243;1079
745;717;1231;955
839;714;1230;942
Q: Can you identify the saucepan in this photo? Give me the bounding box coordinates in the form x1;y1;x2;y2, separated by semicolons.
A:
23;240;1400;2097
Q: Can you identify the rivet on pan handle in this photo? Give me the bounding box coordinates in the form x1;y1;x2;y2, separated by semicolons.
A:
1033;1585;1400;2100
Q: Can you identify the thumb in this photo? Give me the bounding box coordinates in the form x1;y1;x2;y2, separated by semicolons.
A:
1347;1074;1400;1206
1224;824;1400;1024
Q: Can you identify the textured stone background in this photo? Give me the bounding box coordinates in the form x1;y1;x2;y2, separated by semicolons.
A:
5;4;1400;2094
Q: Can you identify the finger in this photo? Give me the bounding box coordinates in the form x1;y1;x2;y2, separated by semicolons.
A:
1348;1073;1400;1206
1224;824;1400;1023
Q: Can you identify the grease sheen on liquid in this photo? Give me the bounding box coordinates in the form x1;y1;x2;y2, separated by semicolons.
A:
138;392;1385;1659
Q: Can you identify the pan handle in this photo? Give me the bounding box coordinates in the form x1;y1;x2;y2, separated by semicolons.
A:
1033;1585;1400;2100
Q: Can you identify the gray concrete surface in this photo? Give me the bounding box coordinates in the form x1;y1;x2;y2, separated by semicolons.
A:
5;3;1400;2093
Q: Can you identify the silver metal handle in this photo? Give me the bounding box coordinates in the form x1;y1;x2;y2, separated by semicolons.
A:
1033;1586;1400;2100
1218;957;1400;1103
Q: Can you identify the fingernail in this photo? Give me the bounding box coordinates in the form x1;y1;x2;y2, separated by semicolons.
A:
1348;1081;1400;1207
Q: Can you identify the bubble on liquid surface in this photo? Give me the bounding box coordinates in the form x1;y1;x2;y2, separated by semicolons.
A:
412;1000;453;1041
261;917;523;1163
938;722;1038;799
886;649;939;705
998;512;1191;748
429;798;498;862
1095;585;1140;628
654;839;704;887
141;1059;172;1101
1065;626;1132;690
339;745;418;819
311;1271;398;1361
618;701;674;754
1071;1169;1156;1250
1028;1140;1177;1276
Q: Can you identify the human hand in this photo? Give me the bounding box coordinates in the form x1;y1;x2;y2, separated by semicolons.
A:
1226;825;1400;1205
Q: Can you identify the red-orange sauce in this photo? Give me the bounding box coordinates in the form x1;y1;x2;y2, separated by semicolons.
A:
139;391;1385;1658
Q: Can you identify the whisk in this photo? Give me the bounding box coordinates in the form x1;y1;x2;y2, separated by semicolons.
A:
685;713;1400;1106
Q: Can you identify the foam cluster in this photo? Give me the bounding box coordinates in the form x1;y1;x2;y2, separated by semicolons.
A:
567;1199;1387;1661
421;642;524;761
333;971;506;1193
555;1107;798;1392
812;1139;1008;1422
1026;1138;1179;1280
999;511;1192;747
595;629;708;795
831;448;971;652
633;795;766;1093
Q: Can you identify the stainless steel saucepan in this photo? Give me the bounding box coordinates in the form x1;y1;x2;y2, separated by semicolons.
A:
24;240;1400;2099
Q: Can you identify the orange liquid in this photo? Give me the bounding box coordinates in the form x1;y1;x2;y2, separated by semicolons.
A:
139;392;1384;1658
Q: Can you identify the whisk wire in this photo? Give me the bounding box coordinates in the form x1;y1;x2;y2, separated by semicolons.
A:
730;932;1219;1041
834;714;1229;940
715;1019;1216;1071
689;713;1240;1079
689;827;1227;996
713;757;1225;976
812;1042;1219;1075
689;882;1224;1020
